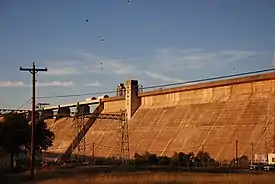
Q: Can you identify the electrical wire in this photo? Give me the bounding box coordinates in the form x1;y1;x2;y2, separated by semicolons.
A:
37;90;117;99
0;98;31;113
16;98;32;111
141;68;275;90
36;68;275;99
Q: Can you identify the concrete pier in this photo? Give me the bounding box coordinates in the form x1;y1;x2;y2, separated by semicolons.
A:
57;106;70;118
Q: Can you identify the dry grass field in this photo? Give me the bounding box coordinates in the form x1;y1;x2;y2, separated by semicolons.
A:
2;166;275;184
32;172;275;184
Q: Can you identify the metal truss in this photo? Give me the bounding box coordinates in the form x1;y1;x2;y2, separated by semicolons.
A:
71;109;130;164
117;109;130;163
72;106;87;164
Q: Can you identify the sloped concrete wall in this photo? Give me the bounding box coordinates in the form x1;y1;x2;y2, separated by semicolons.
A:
129;73;275;161
44;97;125;160
140;78;275;108
45;118;76;158
45;72;275;162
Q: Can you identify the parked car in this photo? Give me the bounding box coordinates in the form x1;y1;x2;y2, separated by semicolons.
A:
263;165;275;172
249;163;265;171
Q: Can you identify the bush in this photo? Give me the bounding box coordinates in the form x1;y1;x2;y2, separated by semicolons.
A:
131;151;219;168
158;156;170;165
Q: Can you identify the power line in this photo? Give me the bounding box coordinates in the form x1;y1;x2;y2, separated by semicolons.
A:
0;99;31;114
37;68;275;99
141;68;275;90
16;98;32;111
37;90;117;99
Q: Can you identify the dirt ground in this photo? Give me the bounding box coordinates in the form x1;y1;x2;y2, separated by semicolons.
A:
2;166;275;184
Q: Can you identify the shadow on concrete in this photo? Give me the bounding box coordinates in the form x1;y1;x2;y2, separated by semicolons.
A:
59;105;103;163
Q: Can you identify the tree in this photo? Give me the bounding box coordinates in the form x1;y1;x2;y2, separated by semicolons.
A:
0;113;29;169
34;119;55;152
0;113;55;169
195;151;213;167
170;152;194;167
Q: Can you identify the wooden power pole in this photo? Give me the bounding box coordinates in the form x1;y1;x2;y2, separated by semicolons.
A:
235;139;239;167
92;142;95;164
251;142;254;165
19;62;47;179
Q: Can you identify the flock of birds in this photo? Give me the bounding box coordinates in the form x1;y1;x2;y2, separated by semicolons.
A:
81;0;261;74
84;1;131;72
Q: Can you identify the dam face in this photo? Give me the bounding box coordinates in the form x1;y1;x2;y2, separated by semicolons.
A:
45;73;275;162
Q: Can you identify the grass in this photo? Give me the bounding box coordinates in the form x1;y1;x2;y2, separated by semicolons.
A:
2;165;275;184
32;172;275;184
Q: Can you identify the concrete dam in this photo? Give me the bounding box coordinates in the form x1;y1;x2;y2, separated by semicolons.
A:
44;72;275;162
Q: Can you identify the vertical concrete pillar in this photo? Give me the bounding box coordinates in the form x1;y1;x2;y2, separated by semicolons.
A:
94;101;104;114
79;105;90;115
125;79;140;121
57;106;70;118
41;110;53;119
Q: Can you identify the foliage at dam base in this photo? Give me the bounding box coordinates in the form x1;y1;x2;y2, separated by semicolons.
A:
66;151;249;169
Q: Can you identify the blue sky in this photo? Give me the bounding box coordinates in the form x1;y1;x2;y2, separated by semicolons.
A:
0;0;275;109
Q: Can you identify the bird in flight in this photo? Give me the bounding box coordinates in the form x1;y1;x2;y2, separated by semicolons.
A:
128;0;130;3
85;20;88;23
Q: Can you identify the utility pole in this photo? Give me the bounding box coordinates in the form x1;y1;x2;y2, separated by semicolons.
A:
235;139;239;167
92;142;95;164
19;62;47;179
273;51;275;153
201;144;204;167
250;142;254;165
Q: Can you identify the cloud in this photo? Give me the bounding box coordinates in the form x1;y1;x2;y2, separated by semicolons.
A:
44;68;79;76
147;20;165;29
72;51;183;83
42;61;80;76
0;81;73;87
150;48;259;71
0;81;26;87
144;71;183;82
84;81;103;87
37;81;73;87
42;48;259;85
74;52;138;75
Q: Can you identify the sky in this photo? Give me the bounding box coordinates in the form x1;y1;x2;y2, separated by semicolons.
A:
0;0;275;109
